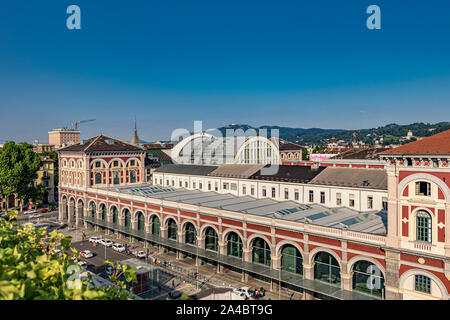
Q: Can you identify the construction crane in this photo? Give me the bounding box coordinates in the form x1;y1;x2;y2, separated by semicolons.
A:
72;119;96;130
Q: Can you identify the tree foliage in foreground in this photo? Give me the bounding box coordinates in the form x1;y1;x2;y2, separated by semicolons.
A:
0;211;136;300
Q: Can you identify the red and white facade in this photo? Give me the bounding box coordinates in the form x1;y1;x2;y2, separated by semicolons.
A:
58;131;450;300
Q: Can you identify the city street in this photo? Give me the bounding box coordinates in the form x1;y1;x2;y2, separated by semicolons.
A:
61;227;294;300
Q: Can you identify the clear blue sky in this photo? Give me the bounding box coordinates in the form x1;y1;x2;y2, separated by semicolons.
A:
1;0;450;143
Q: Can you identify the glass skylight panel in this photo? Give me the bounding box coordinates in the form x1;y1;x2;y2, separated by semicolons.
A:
275;205;312;216
306;211;332;221
340;213;373;226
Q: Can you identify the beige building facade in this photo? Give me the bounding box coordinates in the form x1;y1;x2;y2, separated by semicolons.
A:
49;129;80;149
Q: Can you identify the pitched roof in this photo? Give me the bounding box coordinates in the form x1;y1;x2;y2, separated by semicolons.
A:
208;164;265;179
143;143;173;150
58;135;145;152
309;167;387;190
381;129;450;155
103;184;387;235
279;141;303;150
153;164;218;176
337;147;389;159
249;165;326;183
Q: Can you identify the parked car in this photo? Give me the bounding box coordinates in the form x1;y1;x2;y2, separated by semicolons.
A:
135;251;147;259
112;243;125;252
38;208;48;214
233;287;251;298
89;236;102;244
80;250;94;258
99;239;114;247
24;210;37;214
29;213;41;218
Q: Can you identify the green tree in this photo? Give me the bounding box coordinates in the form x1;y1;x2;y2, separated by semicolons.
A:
0;142;42;210
0;210;136;300
302;147;309;161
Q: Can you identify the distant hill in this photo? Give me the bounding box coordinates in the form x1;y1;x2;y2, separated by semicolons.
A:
216;122;450;146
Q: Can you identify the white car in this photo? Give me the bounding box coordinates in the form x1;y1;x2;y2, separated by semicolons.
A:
233;287;251;298
24;210;37;214
112;243;125;252
135;250;147;259
231;292;247;300
29;213;42;218
89;236;102;244
80;250;94;258
100;239;114;247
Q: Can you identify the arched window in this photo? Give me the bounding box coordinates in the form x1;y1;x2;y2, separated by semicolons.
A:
130;171;136;183
314;252;341;285
95;173;102;185
113;172;120;185
100;204;106;221
252;238;271;266
124;209;131;228
89;202;96;219
136;212;145;231
167;219;177;240
416;210;432;242
111;206;118;225
352;260;385;298
150;215;160;235
185;223;197;245
204;227;218;251
281;245;303;275
227;232;243;258
79;174;83;187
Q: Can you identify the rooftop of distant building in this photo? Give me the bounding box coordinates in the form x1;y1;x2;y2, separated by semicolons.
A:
381;129;450;155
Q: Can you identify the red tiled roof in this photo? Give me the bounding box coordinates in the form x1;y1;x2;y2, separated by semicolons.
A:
279;141;303;150
58;135;145;152
40;156;55;162
381;130;450;155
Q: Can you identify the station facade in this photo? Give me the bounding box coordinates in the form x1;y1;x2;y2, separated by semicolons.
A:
58;131;450;300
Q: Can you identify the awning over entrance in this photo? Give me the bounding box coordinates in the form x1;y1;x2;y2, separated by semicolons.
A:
83;216;379;300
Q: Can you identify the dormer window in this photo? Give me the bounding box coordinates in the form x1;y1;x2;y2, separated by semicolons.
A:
415;181;431;196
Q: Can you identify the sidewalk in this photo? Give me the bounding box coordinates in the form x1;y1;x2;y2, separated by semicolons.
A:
69;225;301;300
